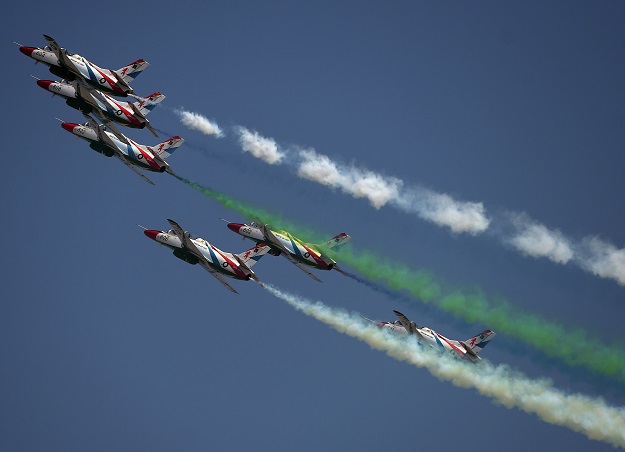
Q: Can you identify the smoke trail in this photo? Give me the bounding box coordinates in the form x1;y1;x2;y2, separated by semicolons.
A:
394;188;490;235
265;285;625;448
507;213;574;264
173;175;625;381
173;112;625;285
236;126;286;164
175;109;224;138
578;237;625;286
295;148;489;233
224;126;625;284
297;148;403;210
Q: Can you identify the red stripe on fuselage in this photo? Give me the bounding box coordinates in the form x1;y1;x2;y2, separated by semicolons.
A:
301;243;329;269
90;63;124;96
210;245;247;279
436;333;465;354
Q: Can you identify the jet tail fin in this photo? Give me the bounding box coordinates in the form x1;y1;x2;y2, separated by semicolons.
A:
461;330;496;356
114;59;149;83
133;92;166;116
235;243;271;269
319;233;351;251
152;136;185;159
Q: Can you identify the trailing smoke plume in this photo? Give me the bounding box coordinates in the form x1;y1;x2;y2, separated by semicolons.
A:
236;126;285;164
297;149;403;209
176;109;224;137
265;285;625;449
393;187;490;235
175;111;625;285
578;237;625;286
173;175;625;381
507;213;574;264
225;126;625;284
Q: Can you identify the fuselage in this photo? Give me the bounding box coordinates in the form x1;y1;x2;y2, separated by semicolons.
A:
144;229;252;280
20;45;130;96
37;80;145;128
227;223;334;270
60;122;167;173
376;321;477;362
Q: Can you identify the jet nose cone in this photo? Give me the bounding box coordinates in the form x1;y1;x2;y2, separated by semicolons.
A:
19;46;35;57
227;223;244;234
144;230;160;241
61;122;77;133
37;80;53;90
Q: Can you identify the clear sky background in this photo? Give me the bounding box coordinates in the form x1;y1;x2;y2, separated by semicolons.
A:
3;2;625;451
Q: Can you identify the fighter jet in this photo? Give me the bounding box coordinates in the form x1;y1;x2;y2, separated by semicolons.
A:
226;221;350;282
17;34;148;97
142;219;271;294
371;310;496;363
59;115;183;185
36;78;164;136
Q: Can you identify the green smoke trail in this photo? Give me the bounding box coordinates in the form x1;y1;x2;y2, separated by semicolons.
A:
175;175;625;380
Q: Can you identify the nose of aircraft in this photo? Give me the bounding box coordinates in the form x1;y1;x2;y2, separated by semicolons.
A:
36;80;53;90
144;230;160;241
227;223;244;234
61;122;78;133
19;46;35;57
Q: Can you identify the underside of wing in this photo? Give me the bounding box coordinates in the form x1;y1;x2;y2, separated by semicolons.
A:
198;259;238;294
114;154;155;185
285;256;323;282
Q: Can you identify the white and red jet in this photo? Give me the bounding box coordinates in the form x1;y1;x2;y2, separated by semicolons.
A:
372;310;496;363
60;115;183;185
36;78;164;136
18;34;148;97
226;221;350;282
143;219;271;294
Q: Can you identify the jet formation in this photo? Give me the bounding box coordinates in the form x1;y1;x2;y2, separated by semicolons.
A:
17;34;183;184
18;35;495;360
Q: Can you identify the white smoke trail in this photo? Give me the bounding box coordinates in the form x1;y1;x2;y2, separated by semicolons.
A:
236;126;286;164
578;237;625;286
176;109;224;137
394;187;490;235
296;148;488;232
507;213;574;264
265;284;625;448
297;148;402;209
182;116;625;286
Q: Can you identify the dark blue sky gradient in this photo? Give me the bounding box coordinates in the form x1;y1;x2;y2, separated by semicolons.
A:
3;2;625;451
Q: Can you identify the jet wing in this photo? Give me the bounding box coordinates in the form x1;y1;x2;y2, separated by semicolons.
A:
73;80;101;111
286;258;323;282
42;34;76;75
114;155;155;185
167;219;200;254
198;259;239;294
128;101;158;137
393;310;425;339
86;110;128;145
166;219;238;294
261;225;323;282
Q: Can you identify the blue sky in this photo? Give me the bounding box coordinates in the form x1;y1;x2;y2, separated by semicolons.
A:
3;2;625;450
